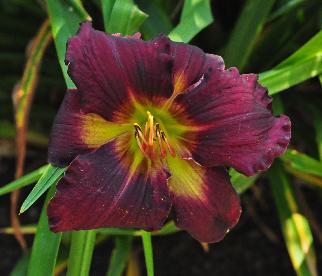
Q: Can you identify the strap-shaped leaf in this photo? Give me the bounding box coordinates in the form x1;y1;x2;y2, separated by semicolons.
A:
0;165;48;196
268;162;317;276
102;0;148;35
141;231;154;276
260;30;322;95
106;236;132;276
27;186;62;276
46;0;91;88
224;0;276;69
20;165;66;213
168;0;213;43
281;150;322;178
67;230;96;276
230;168;259;194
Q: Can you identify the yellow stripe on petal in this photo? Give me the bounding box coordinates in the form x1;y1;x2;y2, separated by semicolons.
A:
166;156;204;198
81;113;130;148
173;71;186;94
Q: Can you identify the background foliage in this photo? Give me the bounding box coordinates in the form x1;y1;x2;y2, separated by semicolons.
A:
0;0;322;275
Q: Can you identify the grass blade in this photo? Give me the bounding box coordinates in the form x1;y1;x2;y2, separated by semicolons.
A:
67;230;97;276
139;0;172;39
224;0;276;69
267;0;305;22
20;165;66;214
10;254;29;276
281;150;322;178
168;0;213;43
230;168;259;194
268;162;317;276
102;0;148;35
259;30;322;95
106;236;132;276
12;19;51;179
0;165;48;196
141;231;154;276
46;0;91;88
27;186;62;276
11;18;51;252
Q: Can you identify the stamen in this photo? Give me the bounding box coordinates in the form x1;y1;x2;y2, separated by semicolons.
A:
160;131;176;157
133;112;176;160
156;123;167;158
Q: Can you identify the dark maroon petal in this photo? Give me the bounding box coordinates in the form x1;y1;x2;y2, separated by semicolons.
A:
66;22;174;120
48;89;90;167
174;68;291;176
48;89;129;167
170;42;224;94
167;159;241;243
47;138;172;232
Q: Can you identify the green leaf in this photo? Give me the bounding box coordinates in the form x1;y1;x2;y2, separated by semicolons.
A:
268;162;317;276
106;236;132;276
46;0;91;88
267;0;305;22
310;104;322;161
281;150;322;178
20;165;66;214
0;165;48;196
152;221;178;236
259;30;322;95
139;0;172;39
224;0;276;69
141;231;154;276
27;186;62;276
230;168;259;194
168;0;213;43
10;254;29;276
102;0;148;35
67;230;96;276
98;228;139;236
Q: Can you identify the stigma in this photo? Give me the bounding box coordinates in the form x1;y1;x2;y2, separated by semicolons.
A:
134;111;176;160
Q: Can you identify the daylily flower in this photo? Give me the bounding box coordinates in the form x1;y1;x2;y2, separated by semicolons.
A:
47;22;291;243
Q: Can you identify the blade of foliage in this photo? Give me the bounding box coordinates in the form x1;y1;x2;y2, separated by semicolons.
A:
152;221;178;236
0;225;36;235
20;165;66;214
138;0;172;39
224;0;276;70
267;0;305;22
98;228;139;236
168;0;213;43
0;121;48;146
10;254;29;276
126;251;140;276
259;30;322;95
281;150;322;178
27;186;62;276
101;0;148;35
106;236;132;276
230;168;259;194
0;165;48;196
67;230;96;276
268;162;317;276
46;0;91;88
141;231;154;276
12;18;51;179
11;18;51;252
311;106;322;161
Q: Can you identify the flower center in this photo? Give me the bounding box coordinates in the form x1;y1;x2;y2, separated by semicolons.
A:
134;111;176;160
